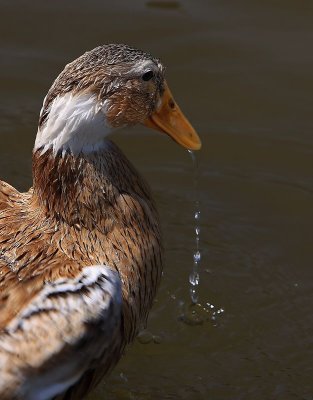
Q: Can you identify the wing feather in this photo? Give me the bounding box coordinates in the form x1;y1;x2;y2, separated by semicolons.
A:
0;265;121;400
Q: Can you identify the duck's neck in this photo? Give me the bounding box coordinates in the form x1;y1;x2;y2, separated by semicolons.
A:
32;141;153;229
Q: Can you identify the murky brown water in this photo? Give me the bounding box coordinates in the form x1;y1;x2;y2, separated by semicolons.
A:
1;1;312;399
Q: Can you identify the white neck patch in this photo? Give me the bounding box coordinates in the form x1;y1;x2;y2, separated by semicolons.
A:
34;92;113;154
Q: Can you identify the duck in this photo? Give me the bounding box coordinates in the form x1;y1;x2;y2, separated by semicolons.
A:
0;43;201;400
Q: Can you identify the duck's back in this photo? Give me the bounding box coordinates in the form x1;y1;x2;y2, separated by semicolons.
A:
0;186;74;299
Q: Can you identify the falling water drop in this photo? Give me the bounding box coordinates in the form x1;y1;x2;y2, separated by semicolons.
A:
189;271;200;286
177;151;225;326
193;251;201;264
187;150;202;304
189;287;199;304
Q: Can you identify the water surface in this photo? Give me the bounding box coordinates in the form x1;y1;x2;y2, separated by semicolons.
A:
0;1;312;399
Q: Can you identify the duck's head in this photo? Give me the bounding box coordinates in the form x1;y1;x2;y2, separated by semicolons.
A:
35;44;201;154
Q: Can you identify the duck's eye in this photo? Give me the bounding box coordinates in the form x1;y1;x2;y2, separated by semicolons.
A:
142;70;154;81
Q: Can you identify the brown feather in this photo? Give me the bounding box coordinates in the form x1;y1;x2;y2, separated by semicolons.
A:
0;140;163;399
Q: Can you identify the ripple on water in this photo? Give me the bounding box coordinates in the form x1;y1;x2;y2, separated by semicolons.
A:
179;301;225;327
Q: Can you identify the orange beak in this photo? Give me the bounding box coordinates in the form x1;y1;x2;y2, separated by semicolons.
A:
144;82;201;150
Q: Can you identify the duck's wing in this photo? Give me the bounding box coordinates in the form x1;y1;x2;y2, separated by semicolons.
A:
0;265;122;400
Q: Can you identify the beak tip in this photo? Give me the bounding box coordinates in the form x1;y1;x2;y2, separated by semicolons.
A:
186;133;202;151
193;140;202;150
188;143;202;151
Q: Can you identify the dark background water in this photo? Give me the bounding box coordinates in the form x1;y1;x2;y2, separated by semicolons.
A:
0;1;312;399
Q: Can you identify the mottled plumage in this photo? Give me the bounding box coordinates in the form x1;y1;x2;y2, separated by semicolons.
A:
39;44;164;129
0;44;201;399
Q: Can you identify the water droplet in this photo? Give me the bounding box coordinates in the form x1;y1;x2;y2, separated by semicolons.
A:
188;150;201;304
119;372;128;382
137;330;153;344
153;335;162;344
189;271;200;286
190;287;199;304
193;251;201;263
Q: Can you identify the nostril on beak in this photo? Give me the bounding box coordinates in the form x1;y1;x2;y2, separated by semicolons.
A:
168;98;175;109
